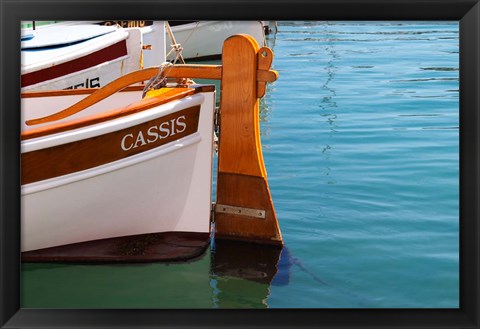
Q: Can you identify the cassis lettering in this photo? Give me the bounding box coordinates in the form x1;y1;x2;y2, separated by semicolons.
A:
121;115;187;151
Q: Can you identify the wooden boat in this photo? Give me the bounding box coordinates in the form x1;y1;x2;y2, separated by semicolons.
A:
21;22;166;91
22;82;216;260
21;35;282;263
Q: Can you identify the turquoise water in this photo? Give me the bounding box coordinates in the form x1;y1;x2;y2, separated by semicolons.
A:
22;21;459;308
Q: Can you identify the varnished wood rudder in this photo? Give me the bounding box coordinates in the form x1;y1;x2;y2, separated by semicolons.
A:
215;35;283;246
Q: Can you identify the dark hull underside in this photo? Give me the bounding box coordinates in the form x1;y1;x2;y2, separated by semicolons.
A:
22;232;210;263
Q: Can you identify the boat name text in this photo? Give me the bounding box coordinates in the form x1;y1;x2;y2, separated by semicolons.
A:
121;115;187;151
101;21;153;28
63;77;101;90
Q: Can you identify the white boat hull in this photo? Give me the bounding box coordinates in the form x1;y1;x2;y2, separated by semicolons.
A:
21;88;215;252
56;20;267;60
21;22;166;91
168;21;266;60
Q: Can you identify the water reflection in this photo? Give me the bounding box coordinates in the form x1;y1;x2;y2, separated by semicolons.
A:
21;240;288;308
210;239;286;308
211;239;283;284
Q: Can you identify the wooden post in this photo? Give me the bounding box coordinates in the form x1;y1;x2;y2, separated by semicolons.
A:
214;35;283;246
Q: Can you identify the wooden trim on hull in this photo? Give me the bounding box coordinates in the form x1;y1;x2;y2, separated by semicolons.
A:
22;232;210;263
24;67;220;126
21;40;128;88
22;105;200;185
22;87;198;140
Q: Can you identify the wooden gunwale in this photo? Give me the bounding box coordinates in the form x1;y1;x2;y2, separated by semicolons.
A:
22;64;274;127
24;65;222;126
22;87;200;140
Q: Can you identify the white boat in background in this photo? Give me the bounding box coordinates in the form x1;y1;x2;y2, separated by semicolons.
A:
21;22;166;91
166;21;266;60
99;20;270;60
22;20;268;63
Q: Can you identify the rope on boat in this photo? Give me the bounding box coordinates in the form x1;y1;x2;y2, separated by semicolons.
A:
165;21;186;64
141;62;172;98
165;21;201;63
142;22;200;97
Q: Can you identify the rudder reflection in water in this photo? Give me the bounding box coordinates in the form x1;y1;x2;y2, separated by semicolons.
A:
210;239;289;308
22;241;290;308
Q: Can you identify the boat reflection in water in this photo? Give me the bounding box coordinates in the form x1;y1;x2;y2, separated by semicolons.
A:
210;239;290;308
21;241;291;308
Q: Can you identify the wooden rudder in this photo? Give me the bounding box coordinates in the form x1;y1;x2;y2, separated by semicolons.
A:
215;35;283;246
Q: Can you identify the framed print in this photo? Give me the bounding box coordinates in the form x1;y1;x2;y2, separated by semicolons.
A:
1;0;479;328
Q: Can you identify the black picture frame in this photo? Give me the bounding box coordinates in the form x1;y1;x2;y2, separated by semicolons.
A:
1;0;479;328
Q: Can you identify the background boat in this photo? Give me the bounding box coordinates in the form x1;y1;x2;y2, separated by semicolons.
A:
166;21;267;60
22;21;269;64
21;22;166;91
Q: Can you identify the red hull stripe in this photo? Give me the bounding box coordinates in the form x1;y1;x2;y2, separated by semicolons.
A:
21;40;128;88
